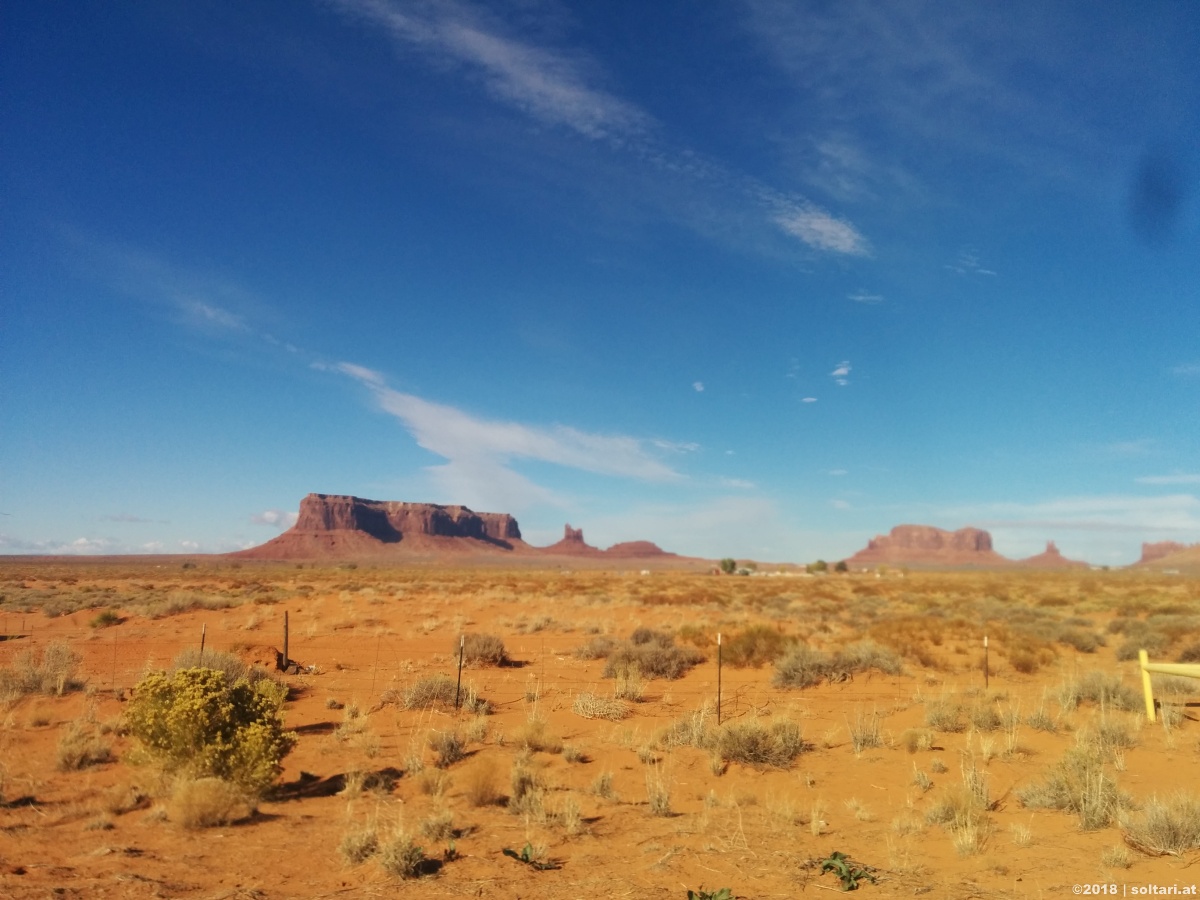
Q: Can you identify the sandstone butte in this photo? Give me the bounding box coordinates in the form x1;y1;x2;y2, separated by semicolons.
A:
847;524;1028;569
232;494;682;562
1137;540;1200;568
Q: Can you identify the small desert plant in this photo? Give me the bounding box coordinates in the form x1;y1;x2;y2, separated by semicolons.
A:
402;675;488;713
716;719;805;769
457;633;508;667
0;642;82;699
429;730;465;769
572;691;629;721
1122;793;1200;855
170;648;274;686
924;697;965;733
56;720;113;771
89;609;120;629
1101;844;1133;868
722;625;792;667
463;759;502;808
1018;747;1126;830
573;635;617;660
603;634;704;680
124;667;295;796
848;708;882;755
612;661;645;701
420;809;455;840
515;718;562;754
592;770;617;801
378;832;426;879
167;776;254;828
645;763;671;816
900;728;934;753
339;825;379;865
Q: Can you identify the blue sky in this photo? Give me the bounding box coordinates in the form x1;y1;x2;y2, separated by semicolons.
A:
2;1;1198;565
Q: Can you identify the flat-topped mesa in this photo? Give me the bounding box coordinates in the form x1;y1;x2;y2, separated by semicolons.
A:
296;493;521;542
846;524;1008;567
1140;541;1190;565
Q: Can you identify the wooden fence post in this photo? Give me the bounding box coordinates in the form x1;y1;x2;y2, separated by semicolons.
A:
282;610;289;670
983;635;989;690
454;635;465;710
717;632;723;726
200;623;206;665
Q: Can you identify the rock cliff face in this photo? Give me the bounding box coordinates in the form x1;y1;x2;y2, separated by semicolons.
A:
233;497;679;562
236;494;524;559
846;524;1008;567
1017;541;1089;569
1140;541;1190;565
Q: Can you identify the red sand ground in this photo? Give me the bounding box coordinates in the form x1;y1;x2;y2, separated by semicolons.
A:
2;563;1198;898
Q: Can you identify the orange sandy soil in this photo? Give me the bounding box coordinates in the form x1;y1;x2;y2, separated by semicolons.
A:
2;561;1200;899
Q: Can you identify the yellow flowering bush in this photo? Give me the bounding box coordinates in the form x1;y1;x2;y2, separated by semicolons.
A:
125;667;295;796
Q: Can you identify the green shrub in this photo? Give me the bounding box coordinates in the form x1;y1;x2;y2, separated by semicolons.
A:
124;667;295;796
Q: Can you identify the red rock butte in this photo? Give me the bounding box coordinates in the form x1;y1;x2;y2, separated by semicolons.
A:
845;524;1010;568
233;494;680;562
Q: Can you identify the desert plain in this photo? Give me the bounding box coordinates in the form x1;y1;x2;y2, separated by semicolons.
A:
2;559;1200;899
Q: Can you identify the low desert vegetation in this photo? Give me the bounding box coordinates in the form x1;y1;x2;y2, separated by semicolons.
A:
0;641;82;700
602;628;705;680
1122;793;1200;855
124;666;295;797
457;632;508;667
772;640;900;689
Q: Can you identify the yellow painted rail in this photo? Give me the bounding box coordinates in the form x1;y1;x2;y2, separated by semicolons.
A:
1138;649;1200;721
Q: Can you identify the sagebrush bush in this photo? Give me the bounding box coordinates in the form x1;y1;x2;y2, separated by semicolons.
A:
722;625;793;668
773;641;901;690
168;776;254;828
1123;793;1200;855
716;719;805;769
170;648;274;686
125;667;295;796
1018;747;1126;830
458;633;508;666
603;633;704;680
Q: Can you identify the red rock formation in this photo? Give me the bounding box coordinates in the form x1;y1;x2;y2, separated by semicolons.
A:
235;494;524;559
606;540;674;559
846;524;1009;568
1140;541;1190;564
539;524;603;556
1017;541;1089;569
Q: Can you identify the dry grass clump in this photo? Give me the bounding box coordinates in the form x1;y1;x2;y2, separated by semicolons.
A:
1059;672;1140;712
56;720;114;771
420;809;455;840
924;697;966;733
463;759;502;808
658;704;716;750
602;629;705;680
0;642;83;700
170;648;275;686
848;708;883;755
772;641;900;690
572;691;629;721
1018;747;1127;830
645;763;671;816
515;718;562;754
401;675;488;713
378;832;426;879
339;824;379;865
428;730;466;769
457;633;508;667
721;625;793;667
573;635;617;660
900;728;934;753
508;757;546;820
715;719;805;769
1122;793;1200;856
167;776;254;829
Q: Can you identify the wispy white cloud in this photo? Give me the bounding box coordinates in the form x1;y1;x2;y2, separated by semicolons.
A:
939;493;1200;534
1171;363;1200;377
945;247;997;277
720;477;756;490
334;362;687;511
331;0;648;142
330;1;869;260
827;469;848;476
830;360;851;386
801;396;818;403
1099;439;1154;458
251;509;300;529
830;498;852;510
774;203;870;256
847;290;883;304
692;381;704;392
1136;474;1200;486
99;513;157;523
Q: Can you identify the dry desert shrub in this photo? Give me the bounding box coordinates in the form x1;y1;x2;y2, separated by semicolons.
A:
167;776;254;829
402;675;488;713
1122;793;1200;855
508;757;546;820
463;758;501;807
924;696;966;733
658;703;716;750
339;824;379;865
1058;671;1140;713
721;624;793;667
592;770;617;801
415;768;450;797
716;719;805;769
573;634;617;660
170;648;275;686
0;641;83;700
378;832;426;879
645;763;671;816
428;730;466;769
420;808;455;840
56;720;113;771
602;629;705;680
572;691;629;721
772;640;900;689
900;728;934;753
1018;746;1127;830
457;633;508;667
515;717;562;754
